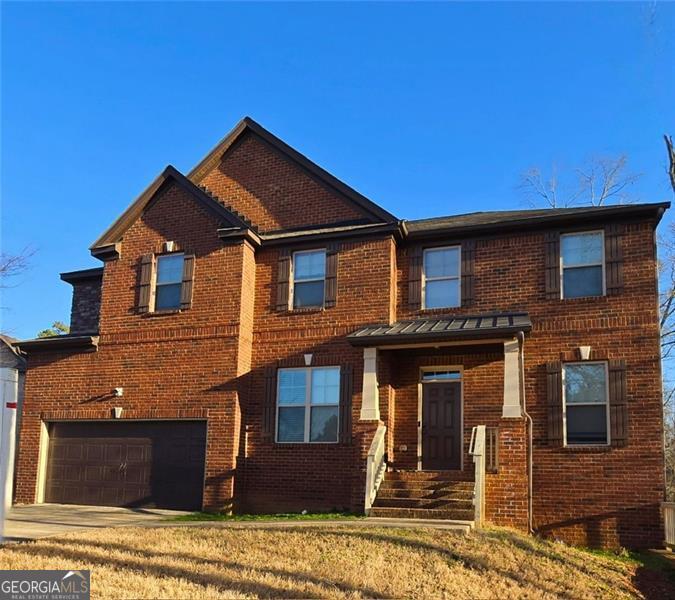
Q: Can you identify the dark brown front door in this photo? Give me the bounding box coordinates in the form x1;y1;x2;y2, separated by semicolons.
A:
45;421;206;510
422;381;462;470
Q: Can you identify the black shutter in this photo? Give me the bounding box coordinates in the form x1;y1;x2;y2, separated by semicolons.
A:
339;364;353;444
408;246;422;309
262;366;277;439
544;232;561;300
180;254;195;310
138;254;154;314
276;249;291;311
546;361;563;445
609;359;628;447
324;243;339;308
461;240;476;307
605;224;625;296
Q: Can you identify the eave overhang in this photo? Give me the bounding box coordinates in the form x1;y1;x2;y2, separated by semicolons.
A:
14;335;99;354
60;267;104;284
405;202;671;242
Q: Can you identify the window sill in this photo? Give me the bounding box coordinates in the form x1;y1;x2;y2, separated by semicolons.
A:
555;294;608;303
283;307;326;314
274;441;340;446
143;309;184;317
561;444;612;452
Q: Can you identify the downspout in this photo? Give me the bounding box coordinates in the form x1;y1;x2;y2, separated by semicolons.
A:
517;331;534;534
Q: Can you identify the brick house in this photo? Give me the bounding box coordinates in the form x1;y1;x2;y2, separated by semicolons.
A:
13;117;669;548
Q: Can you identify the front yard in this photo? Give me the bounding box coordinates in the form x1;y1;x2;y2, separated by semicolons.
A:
0;524;672;599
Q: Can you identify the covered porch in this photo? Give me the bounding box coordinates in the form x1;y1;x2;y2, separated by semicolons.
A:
348;312;532;527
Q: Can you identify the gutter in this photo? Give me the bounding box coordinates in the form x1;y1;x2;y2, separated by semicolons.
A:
517;330;534;534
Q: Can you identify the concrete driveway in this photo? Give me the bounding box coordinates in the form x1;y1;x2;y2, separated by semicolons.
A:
2;503;188;542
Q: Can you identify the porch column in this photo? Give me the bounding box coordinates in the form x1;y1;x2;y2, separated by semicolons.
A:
360;347;380;421
502;338;522;418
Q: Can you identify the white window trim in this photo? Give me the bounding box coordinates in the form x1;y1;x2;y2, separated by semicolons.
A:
290;248;326;309
276;366;340;444
560;230;606;299
152;252;184;312
562;361;611;447
422;245;461;309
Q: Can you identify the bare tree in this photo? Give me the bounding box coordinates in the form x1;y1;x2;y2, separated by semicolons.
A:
0;247;34;287
665;134;675;194
519;155;641;208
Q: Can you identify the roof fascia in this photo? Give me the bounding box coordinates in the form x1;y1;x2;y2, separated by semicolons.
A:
89;166;250;258
405;202;671;242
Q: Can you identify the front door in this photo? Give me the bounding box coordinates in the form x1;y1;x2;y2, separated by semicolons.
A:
421;381;462;470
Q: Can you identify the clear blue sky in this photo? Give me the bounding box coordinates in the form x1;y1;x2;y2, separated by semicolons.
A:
2;2;674;339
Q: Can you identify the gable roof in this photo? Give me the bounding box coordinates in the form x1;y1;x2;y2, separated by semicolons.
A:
187;117;398;224
90;165;253;258
405;202;670;239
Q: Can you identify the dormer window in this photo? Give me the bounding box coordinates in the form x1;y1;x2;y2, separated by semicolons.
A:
422;246;461;309
155;253;185;310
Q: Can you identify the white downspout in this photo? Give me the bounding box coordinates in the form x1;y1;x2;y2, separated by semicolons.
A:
517;331;534;534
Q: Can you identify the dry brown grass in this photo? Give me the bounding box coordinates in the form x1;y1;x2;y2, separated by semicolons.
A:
0;524;660;599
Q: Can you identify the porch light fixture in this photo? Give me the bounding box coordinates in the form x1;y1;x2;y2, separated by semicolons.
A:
578;346;592;361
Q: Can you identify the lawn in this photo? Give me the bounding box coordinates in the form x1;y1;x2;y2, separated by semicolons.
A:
0;524;672;599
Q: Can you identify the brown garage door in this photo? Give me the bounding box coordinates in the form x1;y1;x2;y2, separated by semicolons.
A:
45;421;206;510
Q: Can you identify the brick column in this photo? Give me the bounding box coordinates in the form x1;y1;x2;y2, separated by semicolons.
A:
485;418;529;531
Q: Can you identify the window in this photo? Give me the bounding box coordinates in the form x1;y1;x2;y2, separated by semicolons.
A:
423;246;460;309
292;249;326;309
421;370;461;382
561;232;604;298
155;253;184;310
277;367;339;443
563;362;609;445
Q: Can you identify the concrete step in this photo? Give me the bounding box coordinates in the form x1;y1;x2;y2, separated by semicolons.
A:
376;487;473;501
368;506;475;520
373;497;474;510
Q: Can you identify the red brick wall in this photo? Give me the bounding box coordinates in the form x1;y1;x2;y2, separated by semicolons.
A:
239;237;396;513
385;347;503;472
17;132;665;548
15;182;253;511
199;132;367;232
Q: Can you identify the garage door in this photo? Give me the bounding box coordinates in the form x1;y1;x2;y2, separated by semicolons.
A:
44;421;206;510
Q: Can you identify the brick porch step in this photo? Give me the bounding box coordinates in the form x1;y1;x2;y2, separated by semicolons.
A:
378;480;474;492
386;470;473;482
368;506;475;520
377;486;471;499
373;496;473;510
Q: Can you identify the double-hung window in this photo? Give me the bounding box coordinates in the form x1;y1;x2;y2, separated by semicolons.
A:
277;366;339;443
563;362;609;445
292;249;326;309
155;253;184;310
561;232;604;298
423;246;460;309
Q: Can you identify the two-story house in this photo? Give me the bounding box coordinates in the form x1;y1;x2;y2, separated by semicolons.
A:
14;118;669;548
